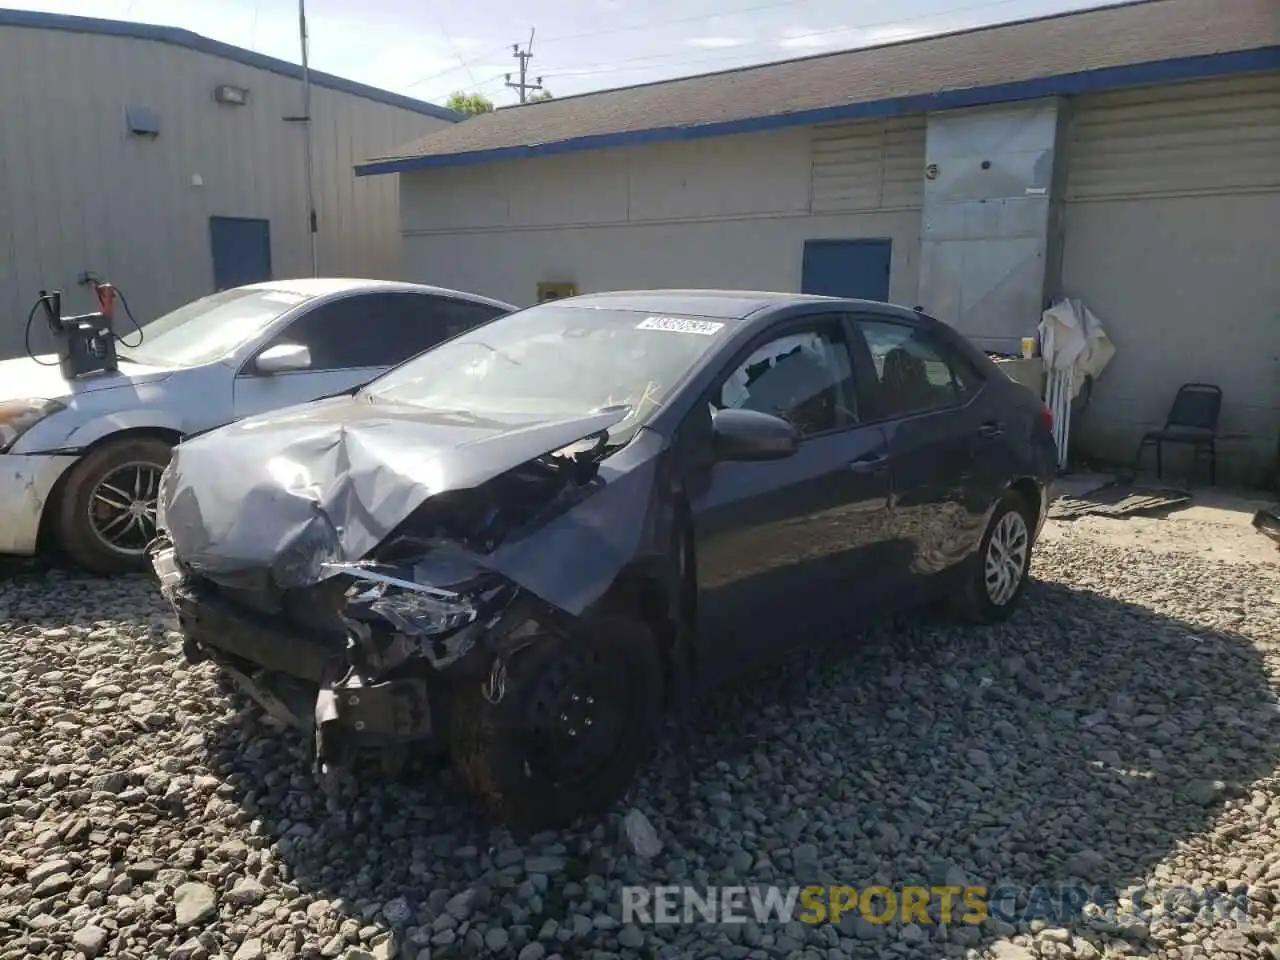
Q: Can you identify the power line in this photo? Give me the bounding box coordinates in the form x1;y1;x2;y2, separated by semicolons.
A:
430;12;482;91
537;0;869;45
405;44;511;88
402;0;839;88
537;0;1041;80
408;0;1055;93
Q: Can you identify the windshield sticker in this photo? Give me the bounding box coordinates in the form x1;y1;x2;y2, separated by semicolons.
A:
636;316;724;336
261;291;309;305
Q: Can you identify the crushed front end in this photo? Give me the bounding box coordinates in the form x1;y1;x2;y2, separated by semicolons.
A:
152;532;568;775
148;425;616;777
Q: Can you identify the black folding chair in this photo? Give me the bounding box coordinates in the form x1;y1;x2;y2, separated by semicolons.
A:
1135;383;1222;485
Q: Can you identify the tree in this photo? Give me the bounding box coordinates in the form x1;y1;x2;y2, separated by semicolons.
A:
446;91;494;115
528;89;553;102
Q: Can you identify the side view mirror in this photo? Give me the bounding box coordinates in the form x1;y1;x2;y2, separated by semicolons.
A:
711;407;799;462
255;343;311;374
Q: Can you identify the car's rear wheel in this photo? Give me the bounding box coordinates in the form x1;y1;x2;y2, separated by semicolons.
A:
54;436;173;575
950;489;1034;624
450;614;663;831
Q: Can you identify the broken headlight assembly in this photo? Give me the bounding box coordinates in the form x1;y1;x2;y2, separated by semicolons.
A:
347;572;478;637
325;557;528;675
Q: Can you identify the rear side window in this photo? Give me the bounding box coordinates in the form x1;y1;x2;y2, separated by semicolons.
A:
420;296;509;341
254;292;507;372
855;318;984;418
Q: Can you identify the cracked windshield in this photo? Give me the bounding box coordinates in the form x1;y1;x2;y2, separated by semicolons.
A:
365;304;728;438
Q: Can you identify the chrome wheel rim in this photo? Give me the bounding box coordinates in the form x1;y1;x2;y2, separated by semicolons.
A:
87;461;163;556
984;509;1029;606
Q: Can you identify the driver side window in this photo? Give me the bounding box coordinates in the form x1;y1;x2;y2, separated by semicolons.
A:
712;317;859;438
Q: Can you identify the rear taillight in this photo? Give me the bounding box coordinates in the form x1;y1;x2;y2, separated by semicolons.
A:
1040;403;1054;432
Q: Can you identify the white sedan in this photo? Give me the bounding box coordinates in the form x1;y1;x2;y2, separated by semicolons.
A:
0;278;514;574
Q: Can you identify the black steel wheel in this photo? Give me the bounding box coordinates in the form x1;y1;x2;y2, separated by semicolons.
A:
451;614;664;831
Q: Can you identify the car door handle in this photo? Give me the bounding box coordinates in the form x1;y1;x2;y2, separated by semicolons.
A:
849;452;888;472
977;421;1003;439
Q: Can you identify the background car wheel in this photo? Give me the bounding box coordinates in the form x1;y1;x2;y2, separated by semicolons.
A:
950;489;1035;624
450;614;664;831
54;436;173;576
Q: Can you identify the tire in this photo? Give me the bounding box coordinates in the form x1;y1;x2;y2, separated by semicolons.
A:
54;436;173;576
949;489;1035;624
450;614;664;831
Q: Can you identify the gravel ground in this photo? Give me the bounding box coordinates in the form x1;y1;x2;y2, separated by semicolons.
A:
2;523;1280;960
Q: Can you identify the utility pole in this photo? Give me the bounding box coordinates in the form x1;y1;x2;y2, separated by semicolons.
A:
505;28;542;104
296;0;318;276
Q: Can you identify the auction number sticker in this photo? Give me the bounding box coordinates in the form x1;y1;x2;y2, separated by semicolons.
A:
636;316;725;336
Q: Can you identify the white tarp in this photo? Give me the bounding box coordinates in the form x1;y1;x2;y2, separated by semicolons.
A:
1038;297;1115;398
1037;297;1116;470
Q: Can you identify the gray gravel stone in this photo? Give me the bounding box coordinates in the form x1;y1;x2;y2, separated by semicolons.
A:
72;924;109;957
174;882;218;927
3;521;1279;960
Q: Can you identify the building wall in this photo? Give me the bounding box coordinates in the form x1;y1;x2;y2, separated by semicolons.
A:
398;71;1280;484
0;25;451;357
1060;72;1280;481
400;120;926;308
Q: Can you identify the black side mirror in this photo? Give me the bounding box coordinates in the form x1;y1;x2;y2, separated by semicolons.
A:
711;407;799;462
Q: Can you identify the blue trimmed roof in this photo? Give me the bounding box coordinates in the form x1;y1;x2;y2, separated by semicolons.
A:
0;7;463;122
354;0;1280;175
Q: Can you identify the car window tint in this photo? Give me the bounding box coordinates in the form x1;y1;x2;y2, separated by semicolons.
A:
856;318;981;418
423;296;509;341
713;319;858;437
261;293;504;372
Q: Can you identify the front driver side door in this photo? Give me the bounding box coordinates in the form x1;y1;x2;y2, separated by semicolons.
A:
687;313;893;688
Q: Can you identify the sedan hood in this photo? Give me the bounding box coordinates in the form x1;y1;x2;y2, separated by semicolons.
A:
159;395;632;588
0;355;174;401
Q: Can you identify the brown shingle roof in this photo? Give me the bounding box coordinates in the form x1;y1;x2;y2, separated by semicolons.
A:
358;0;1280;173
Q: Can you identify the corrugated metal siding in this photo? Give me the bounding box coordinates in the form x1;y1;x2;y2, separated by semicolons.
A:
1065;72;1280;200
0;26;448;358
809;115;926;212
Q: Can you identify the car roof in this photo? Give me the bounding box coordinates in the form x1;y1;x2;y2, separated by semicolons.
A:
239;277;515;309
556;289;922;322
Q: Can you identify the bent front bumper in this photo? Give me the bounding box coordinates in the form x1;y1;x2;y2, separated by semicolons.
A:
0;454;77;555
156;550;446;756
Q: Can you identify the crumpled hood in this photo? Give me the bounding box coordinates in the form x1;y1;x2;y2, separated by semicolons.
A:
0;355;174;401
158;394;631;587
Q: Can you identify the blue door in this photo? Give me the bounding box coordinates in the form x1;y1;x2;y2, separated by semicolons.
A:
210;216;272;291
801;239;892;301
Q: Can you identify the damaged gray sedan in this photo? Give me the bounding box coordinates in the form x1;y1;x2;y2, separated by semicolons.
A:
149;290;1057;829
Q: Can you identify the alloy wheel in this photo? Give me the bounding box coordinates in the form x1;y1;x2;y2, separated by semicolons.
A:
87;461;164;556
984;509;1029;606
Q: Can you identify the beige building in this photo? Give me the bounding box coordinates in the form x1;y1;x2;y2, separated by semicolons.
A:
361;0;1280;484
0;9;460;356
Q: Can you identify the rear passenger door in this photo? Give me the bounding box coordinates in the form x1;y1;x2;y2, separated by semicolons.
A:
849;314;998;595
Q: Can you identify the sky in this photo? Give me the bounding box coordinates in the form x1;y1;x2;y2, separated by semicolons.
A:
17;0;1130;107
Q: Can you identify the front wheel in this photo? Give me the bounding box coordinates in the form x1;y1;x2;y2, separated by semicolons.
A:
450;615;664;831
949;490;1035;624
53;436;172;575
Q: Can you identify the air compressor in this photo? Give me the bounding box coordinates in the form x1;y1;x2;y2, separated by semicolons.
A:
26;278;141;380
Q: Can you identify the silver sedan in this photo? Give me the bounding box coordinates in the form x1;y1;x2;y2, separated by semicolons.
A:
0;278;513;574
